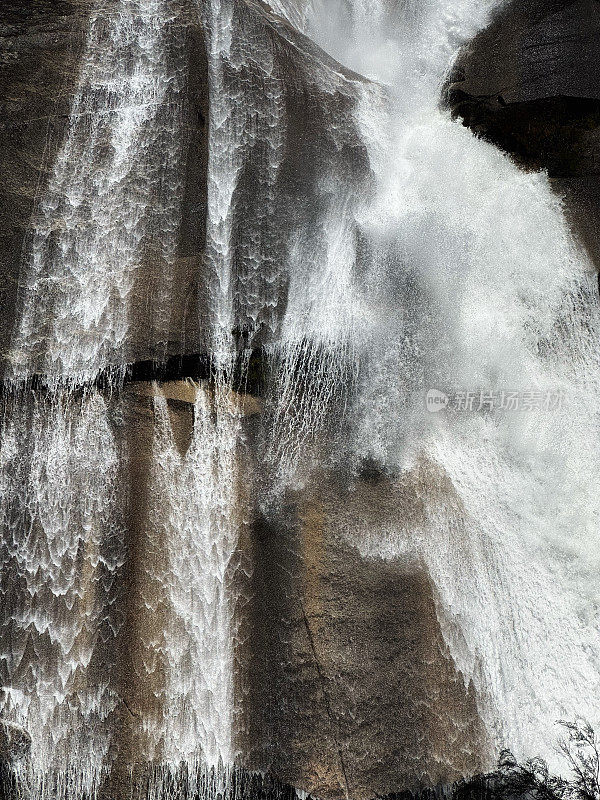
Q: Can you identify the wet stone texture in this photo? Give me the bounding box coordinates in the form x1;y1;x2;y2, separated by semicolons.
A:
445;0;600;272
0;0;92;371
0;0;209;378
0;0;497;797
240;472;487;800
0;0;369;379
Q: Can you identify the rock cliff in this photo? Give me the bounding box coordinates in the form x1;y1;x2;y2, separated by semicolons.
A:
445;0;600;270
0;0;368;380
0;0;513;797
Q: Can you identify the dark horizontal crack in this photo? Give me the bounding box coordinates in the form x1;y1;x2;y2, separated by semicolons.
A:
0;347;270;398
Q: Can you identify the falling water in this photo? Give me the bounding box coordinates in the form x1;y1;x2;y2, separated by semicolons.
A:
301;0;600;770
3;0;600;794
8;0;186;382
0;389;125;799
148;385;245;771
198;0;288;362
0;0;190;795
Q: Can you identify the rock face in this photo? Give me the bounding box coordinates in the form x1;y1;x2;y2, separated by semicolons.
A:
0;1;489;797
446;0;600;269
240;473;487;799
0;0;369;380
0;0;208;378
0;1;92;373
0;721;31;761
448;0;600;109
0;378;488;800
121;388;487;800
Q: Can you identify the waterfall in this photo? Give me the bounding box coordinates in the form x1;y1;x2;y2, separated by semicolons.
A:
2;0;262;790
1;0;203;795
8;0;186;382
199;0;287;362
302;0;600;769
0;389;125;799
148;385;245;770
2;0;600;794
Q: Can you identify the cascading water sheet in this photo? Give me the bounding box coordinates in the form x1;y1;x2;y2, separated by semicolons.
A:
148;384;245;772
302;0;600;769
0;0;188;795
2;0;600;793
8;0;186;382
265;0;309;29
198;0;290;362
0;390;125;800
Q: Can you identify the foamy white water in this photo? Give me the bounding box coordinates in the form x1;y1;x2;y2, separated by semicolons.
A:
8;0;186;382
198;0;287;363
302;0;600;770
1;0;239;792
0;390;125;800
2;0;599;791
149;384;245;769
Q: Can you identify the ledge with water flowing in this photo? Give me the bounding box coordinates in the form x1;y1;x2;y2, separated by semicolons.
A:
2;0;600;798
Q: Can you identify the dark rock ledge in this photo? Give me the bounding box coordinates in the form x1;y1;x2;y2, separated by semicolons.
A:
0;754;577;800
444;0;600;273
0;347;270;399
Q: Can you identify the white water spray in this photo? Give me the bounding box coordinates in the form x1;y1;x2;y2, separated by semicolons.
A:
148;384;245;770
0;390;125;799
3;0;600;792
9;0;186;382
304;0;600;770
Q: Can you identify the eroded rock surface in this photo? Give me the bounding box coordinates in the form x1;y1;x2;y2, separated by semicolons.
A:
445;0;600;269
0;721;31;761
0;0;369;379
0;1;491;797
240;469;488;799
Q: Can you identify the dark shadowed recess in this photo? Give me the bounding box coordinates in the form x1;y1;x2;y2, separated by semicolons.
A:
0;341;268;397
0;757;572;800
444;0;600;275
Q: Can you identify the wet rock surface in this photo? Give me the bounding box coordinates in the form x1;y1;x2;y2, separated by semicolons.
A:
0;721;31;761
0;0;369;379
0;0;92;373
445;0;600;271
0;0;209;378
240;470;488;799
0;380;489;799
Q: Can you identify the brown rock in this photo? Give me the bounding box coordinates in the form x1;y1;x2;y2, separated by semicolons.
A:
446;0;600;272
0;720;31;761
